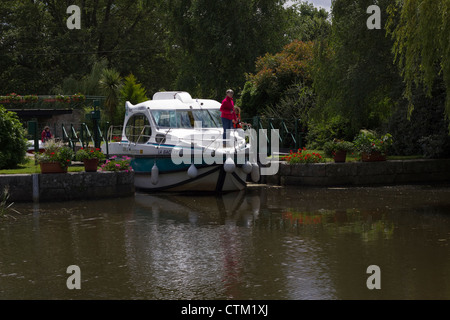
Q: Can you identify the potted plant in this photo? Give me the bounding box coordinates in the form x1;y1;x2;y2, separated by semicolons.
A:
8;93;22;103
75;147;106;172
36;140;74;173
23;95;39;103
324;140;354;163
56;94;70;103
71;93;86;102
353;130;393;162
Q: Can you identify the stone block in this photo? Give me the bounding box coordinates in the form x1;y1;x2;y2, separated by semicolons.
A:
357;161;400;176
290;163;326;177
117;171;135;185
278;163;291;176
428;159;450;173
0;174;33;202
326;163;358;177
402;160;433;174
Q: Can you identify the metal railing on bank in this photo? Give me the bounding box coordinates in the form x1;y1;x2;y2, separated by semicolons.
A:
56;122;107;153
245;116;305;156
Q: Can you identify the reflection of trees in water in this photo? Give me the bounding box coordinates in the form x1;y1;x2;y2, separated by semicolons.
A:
255;207;395;242
4;186;450;299
250;186;450;299
0;197;137;299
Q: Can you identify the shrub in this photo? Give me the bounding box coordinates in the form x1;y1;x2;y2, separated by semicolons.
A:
282;148;325;164
0;106;28;169
418;135;450;159
75;147;106;161
385;84;450;157
71;93;86;102
323;140;354;158
100;156;133;172
353;130;393;155
306;115;353;150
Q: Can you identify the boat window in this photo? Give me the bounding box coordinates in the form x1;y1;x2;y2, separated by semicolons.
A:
192;110;217;128
152;110;177;128
125;113;152;143
151;109;221;129
204;109;222;128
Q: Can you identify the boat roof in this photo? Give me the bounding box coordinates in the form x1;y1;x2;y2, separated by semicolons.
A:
126;91;220;111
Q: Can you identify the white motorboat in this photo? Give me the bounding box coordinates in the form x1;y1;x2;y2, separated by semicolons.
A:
103;91;259;192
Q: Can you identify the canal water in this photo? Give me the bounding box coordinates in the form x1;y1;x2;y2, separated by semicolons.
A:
1;184;450;300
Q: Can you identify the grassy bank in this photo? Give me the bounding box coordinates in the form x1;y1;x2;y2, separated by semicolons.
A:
0;158;84;174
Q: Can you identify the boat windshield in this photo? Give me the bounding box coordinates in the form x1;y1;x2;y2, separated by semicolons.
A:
151;109;221;129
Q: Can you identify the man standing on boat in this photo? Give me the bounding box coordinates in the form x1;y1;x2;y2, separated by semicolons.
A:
220;89;237;147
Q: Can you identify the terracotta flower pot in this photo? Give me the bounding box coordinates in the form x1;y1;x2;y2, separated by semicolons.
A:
40;162;68;174
333;150;347;163
83;158;99;172
361;151;387;162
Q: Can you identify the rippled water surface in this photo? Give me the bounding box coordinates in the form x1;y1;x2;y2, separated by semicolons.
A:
1;184;450;299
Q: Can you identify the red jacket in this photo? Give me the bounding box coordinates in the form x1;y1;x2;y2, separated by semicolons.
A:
41;130;52;142
220;96;237;121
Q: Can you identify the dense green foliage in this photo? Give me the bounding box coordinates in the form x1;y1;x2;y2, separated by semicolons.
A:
387;0;450;122
120;74;148;106
0;0;299;100
312;0;402;134
240;40;315;118
164;0;292;99
1;0;450;159
284;2;331;42
0;106;28;169
0;0;172;94
99;68;123;123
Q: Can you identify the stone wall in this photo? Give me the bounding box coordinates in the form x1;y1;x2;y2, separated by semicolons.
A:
264;159;450;187
0;171;135;203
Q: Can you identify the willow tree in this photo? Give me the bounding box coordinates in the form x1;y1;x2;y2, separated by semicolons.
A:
387;0;450;127
312;0;402;133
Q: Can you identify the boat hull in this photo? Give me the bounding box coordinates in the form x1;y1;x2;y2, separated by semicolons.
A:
134;164;248;192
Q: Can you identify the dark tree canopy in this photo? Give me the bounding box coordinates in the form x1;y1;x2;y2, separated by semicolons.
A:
164;0;291;100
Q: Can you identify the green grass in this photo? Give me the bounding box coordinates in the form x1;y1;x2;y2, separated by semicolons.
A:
0;158;85;174
278;149;424;163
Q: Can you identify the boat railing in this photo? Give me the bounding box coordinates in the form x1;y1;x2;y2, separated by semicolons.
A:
134;125;152;145
106;124;246;152
107;125;153;145
106;125;124;142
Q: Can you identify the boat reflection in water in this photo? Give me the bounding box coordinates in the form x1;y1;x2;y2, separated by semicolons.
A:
133;189;261;226
124;190;264;299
